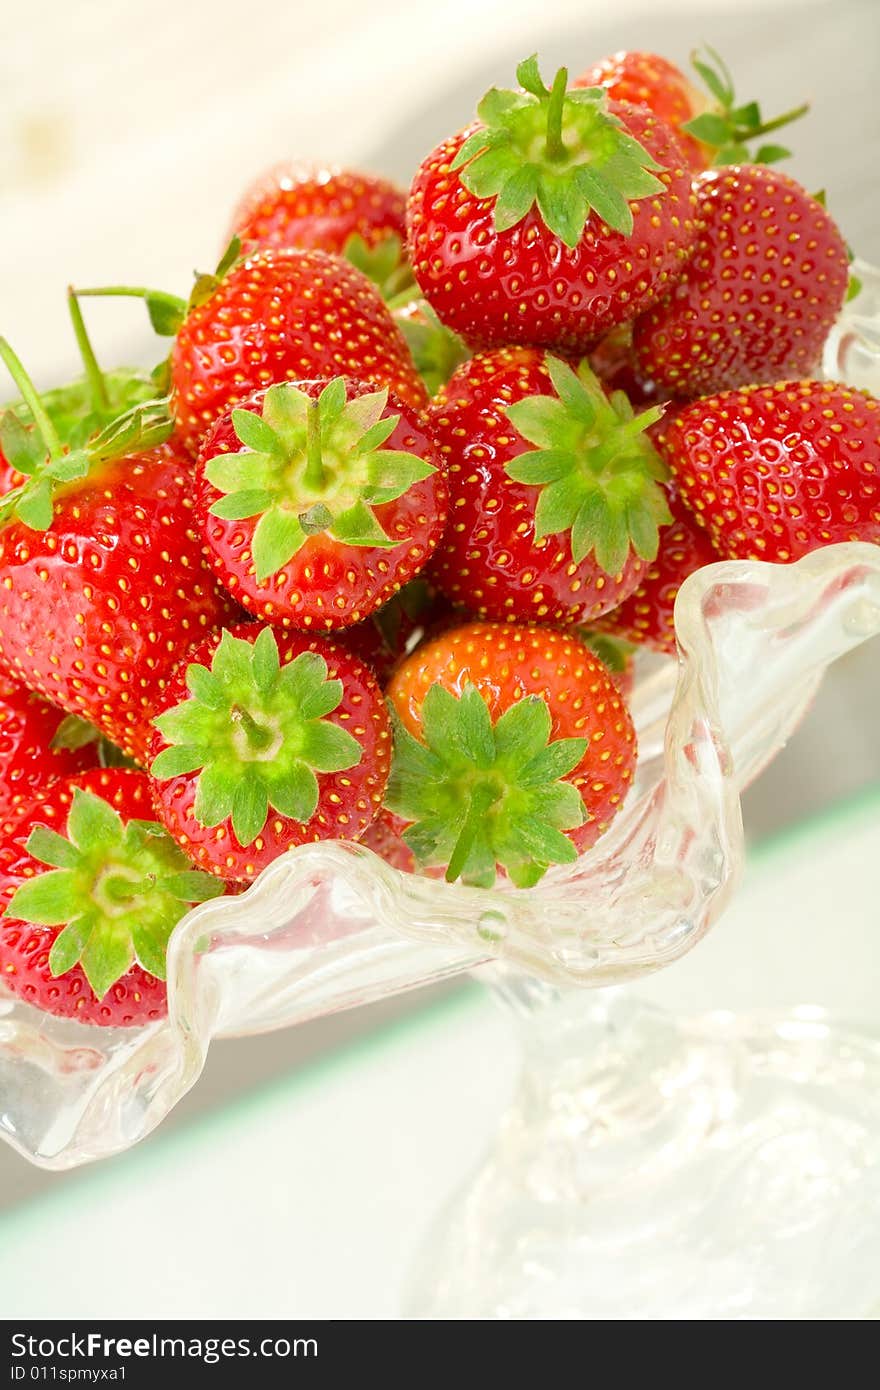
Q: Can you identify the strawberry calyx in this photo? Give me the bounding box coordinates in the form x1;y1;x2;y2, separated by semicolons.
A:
389;296;469;396
151;627;364;848
343;232;415;302
0;337;174;531
387;683;588;888
452;54;667;247
683;45;808;166
504;355;671;575
204;378;436;580
3;788;223;1000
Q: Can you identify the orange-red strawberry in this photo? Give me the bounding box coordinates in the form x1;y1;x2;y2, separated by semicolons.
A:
77;246;428;457
385;621;637;886
407;56;697;353
0;342;235;762
574;51;710;172
593;487;721;653
228;162;413;302
195;377;447;631
427;347;670;625
633;167;849;396
657;380;880;561
149;623;391;882
0;768;223;1027
0;681;99;822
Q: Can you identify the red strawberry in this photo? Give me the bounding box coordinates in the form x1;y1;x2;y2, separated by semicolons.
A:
229;162;407;257
633;167;849;396
0;682;100;822
386;621;637;886
228;162;413;303
0;768;223;1026
657;380;880;561
0;341;235;762
574;51;710;172
149;623;391;881
593;487;721;653
195;377;447;631
77;246;428;457
427;347;670;625
407;56;697;353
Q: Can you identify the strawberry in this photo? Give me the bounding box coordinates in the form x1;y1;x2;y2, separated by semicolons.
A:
657;380;880;561
148;623;391;881
573;47;808;176
427;347;670;625
228;162;412;299
407;55;697;353
574;51;710;172
633;167;849;396
593;487;721;653
385;621;637;886
588;323;665;413
195;377;447;631
0;768;223;1026
77;244;428;457
0;341;235;763
0;682;100;822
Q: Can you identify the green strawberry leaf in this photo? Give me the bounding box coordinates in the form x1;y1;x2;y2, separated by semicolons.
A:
4;788;224;998
504;354;670;576
454;55;668;247
204;378;435;581
684;45;809;167
151;629;364;848
386;686;587;888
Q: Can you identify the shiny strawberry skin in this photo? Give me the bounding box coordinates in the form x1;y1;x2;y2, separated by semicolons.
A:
0;442;236;763
196;382;448;631
407;102;697;353
170;248;427;455
0;680;98;822
0;770;169;1027
357;809;417;874
574;52;709;172
658;381;880;561
229;162;406;256
633;167;849;397
594;488;721;653
149;623;391;882
427;348;645;624
387;621;637;853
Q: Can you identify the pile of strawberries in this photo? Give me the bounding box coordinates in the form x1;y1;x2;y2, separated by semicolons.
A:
0;46;877;1028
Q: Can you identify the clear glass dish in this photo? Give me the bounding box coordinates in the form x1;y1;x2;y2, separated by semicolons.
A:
2;260;880;1319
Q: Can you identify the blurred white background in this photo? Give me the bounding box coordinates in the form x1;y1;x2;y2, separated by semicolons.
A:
0;0;878;1215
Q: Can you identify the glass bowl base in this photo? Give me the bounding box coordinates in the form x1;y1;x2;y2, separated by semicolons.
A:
404;998;880;1319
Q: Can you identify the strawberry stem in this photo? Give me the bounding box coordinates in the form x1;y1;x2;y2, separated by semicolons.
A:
750;103;810;138
545;66;569;162
445;782;499;883
304;398;325;490
0;337;64;460
66;287;109;411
